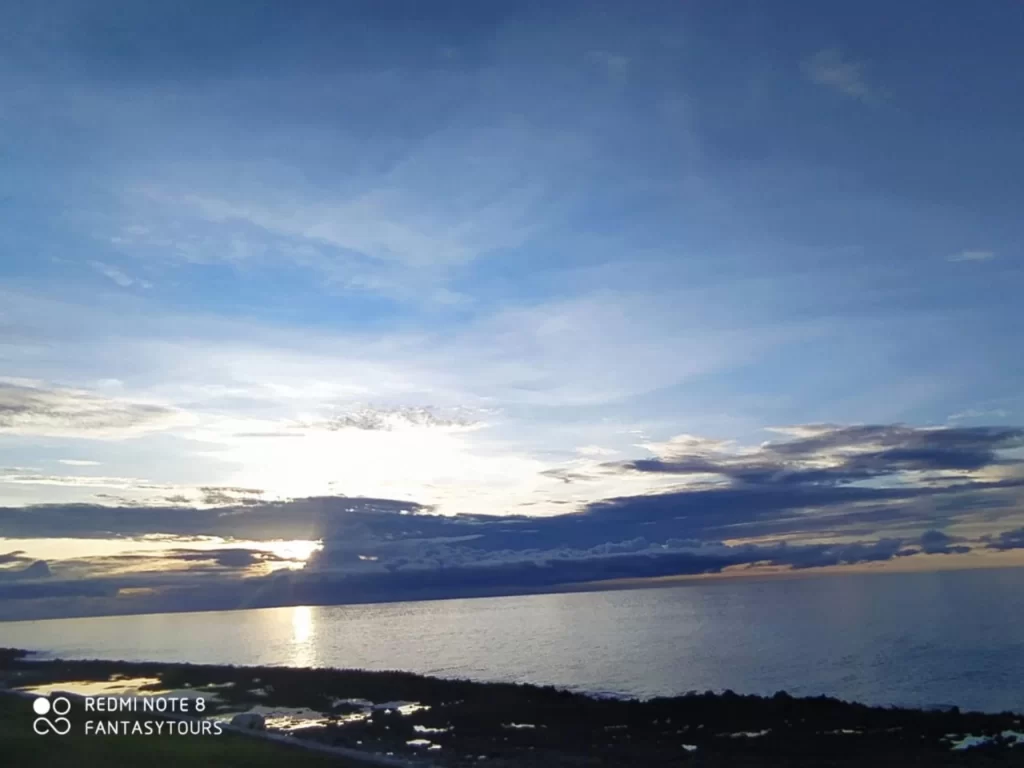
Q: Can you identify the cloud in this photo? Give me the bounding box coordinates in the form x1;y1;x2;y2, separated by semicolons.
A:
168;547;286;569
918;529;971;555
949;408;1009;422
4;423;1023;551
0;576;114;603
577;445;618;457
582;424;1024;541
58;459;102;466
1;283;800;420
0;529;990;620
948;250;995;263
135;115;578;302
0;447;1022;619
539;468;593;484
88;261;153;289
0;559;51;582
0;284;823;519
303;406;483;433
802;48;877;103
198;486;265;506
55;546;297;575
0;550;31;567
985;527;1024;551
0;380;187;438
0;472;167;489
611;424;1023;486
0;496;430;541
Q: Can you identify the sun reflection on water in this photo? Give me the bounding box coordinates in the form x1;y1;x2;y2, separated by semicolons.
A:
289;605;316;667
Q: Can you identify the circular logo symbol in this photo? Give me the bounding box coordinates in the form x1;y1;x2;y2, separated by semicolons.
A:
51;697;72;716
32;696;72;735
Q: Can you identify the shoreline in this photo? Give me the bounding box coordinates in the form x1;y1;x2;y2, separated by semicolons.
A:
2;648;1023;766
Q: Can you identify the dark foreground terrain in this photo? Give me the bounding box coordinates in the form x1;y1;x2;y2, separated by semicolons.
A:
2;648;1022;766
0;693;352;768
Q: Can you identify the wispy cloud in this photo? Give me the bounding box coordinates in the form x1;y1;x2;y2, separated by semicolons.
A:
0;380;189;439
0;471;171;489
120;118;582;302
577;445;618;457
949;408;1008;422
802;48;877;103
302;406;484;433
58;459;102;467
88;261;153;289
948;250;995;263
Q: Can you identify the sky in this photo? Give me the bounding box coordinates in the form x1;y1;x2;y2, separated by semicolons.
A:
1;0;1023;620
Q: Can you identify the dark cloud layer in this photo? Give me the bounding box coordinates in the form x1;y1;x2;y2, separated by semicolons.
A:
612;425;1023;484
0;496;429;540
919;529;971;555
0;560;52;582
588;425;1024;538
0;424;1022;620
167;547;289;569
985;528;1024;551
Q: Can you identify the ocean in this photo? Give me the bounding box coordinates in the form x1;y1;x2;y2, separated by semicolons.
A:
3;567;1023;713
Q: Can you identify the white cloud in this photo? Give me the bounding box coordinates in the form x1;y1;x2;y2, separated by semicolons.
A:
949;408;1008;422
948;250;995;263
577;445;618;457
0;285;808;513
803;48;876;103
124;120;581;287
58;459;102;466
0;472;161;489
88;261;153;289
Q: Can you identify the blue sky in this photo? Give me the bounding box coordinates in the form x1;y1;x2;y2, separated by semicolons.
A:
1;1;1023;619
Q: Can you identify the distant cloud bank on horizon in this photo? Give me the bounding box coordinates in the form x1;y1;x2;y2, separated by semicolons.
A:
2;422;1023;620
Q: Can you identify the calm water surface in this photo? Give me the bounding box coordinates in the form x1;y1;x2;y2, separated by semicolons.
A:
4;568;1024;713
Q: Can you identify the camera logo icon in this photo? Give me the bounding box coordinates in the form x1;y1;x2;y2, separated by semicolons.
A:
32;696;72;735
